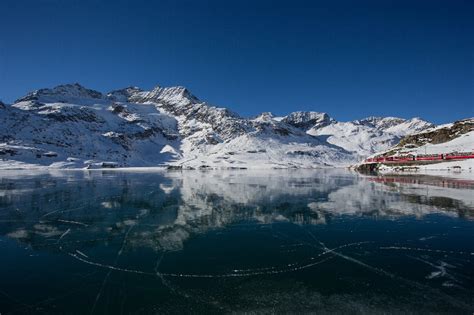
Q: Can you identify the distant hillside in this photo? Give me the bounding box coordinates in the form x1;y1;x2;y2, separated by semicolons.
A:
357;118;474;172
395;118;474;150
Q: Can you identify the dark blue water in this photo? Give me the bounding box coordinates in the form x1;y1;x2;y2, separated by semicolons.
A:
0;170;473;314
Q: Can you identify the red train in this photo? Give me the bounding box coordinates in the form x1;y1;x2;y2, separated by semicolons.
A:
364;151;474;164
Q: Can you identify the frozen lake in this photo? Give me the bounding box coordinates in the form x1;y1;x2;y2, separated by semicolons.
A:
0;170;473;313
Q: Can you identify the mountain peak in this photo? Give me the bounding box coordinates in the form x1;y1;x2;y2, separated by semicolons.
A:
106;86;143;102
355;116;433;133
283;111;334;130
128;85;200;105
15;83;103;103
355;116;405;128
253;112;275;122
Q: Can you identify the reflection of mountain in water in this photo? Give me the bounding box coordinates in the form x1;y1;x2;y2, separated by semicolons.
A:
0;170;473;252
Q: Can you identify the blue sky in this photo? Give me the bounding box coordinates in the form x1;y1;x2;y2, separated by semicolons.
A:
0;0;472;123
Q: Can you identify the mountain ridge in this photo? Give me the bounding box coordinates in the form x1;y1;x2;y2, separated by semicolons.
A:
0;83;438;170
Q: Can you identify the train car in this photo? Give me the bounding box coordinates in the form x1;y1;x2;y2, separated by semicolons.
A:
444;151;474;160
392;155;415;162
366;157;382;163
364;150;474;164
415;154;443;161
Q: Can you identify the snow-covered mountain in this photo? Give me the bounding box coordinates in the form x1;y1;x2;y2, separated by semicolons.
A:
307;116;434;157
0;83;435;169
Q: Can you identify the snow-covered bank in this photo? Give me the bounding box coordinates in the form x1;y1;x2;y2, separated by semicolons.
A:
378;159;474;180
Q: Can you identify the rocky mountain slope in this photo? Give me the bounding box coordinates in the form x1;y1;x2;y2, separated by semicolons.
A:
0;83;435;169
395;118;474;151
367;118;474;157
